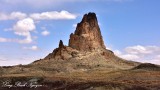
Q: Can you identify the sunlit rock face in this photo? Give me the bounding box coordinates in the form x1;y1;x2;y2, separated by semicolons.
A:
69;12;106;51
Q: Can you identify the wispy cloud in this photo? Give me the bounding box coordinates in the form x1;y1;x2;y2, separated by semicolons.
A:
0;11;77;21
23;45;39;51
125;45;159;55
0;37;8;42
0;37;34;44
41;31;50;36
0;12;27;20
113;45;160;65
30;11;77;20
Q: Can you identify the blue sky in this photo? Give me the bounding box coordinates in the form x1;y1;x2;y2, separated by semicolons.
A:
0;0;160;66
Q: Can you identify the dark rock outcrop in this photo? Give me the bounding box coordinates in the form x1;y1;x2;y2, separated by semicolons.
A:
59;40;64;48
44;40;78;60
69;12;106;51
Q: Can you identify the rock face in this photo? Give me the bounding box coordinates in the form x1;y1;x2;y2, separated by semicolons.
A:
69;12;106;51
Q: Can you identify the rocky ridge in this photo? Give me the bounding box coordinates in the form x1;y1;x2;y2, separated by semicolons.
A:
44;40;78;60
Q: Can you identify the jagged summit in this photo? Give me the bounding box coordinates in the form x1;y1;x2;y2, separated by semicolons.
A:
59;40;64;48
81;13;98;27
44;40;78;60
69;12;106;51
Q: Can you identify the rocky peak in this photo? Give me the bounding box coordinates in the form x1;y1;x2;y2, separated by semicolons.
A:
44;12;109;60
44;40;78;60
69;12;106;51
81;13;97;27
59;40;64;48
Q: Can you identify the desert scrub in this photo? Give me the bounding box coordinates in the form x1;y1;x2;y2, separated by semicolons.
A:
0;67;3;77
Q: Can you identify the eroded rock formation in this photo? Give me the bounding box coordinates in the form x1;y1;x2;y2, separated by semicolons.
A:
44;40;78;60
69;12;106;51
44;12;115;60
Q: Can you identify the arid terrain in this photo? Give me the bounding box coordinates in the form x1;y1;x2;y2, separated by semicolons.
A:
0;13;160;90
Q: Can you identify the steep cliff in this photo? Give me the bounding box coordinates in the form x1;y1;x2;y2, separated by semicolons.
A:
69;13;106;51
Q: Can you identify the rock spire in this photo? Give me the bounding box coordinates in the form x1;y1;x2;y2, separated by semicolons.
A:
69;12;106;51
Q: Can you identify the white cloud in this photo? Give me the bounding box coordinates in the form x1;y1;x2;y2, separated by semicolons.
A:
0;37;33;44
41;30;50;36
120;54;139;60
13;18;35;33
125;45;160;55
0;18;36;44
0;12;27;20
41;26;50;36
10;12;27;19
0;37;8;42
30;11;77;20
113;45;160;65
13;18;36;44
0;10;76;44
23;45;39;51
18;36;33;44
0;11;77;21
114;50;122;55
114;50;140;60
31;46;38;50
0;37;18;43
